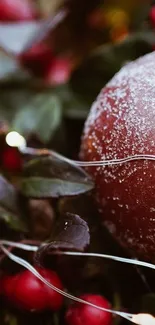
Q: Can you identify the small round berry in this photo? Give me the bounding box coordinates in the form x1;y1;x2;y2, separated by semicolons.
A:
14;270;47;311
45;58;72;86
37;268;64;311
0;0;36;22
2;147;22;172
2;274;19;302
5;267;64;312
65;294;112;325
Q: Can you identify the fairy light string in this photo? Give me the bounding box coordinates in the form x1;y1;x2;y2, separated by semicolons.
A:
1;241;155;324
5;131;155;167
0;244;132;323
3;134;155;324
19;145;155;168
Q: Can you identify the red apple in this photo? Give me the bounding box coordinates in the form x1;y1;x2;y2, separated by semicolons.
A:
80;51;155;261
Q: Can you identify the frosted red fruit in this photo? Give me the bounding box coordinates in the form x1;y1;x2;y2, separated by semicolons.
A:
0;0;36;22
65;294;112;325
80;51;155;261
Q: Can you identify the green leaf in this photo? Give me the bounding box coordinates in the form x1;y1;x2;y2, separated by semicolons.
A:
35;213;90;261
20;177;93;198
0;175;26;231
59;84;90;119
0;51;18;80
13;93;62;142
19;155;94;198
0;91;62;143
35;95;62;142
0;49;29;83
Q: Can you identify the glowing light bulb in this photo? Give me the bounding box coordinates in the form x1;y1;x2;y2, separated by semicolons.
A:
6;131;26;149
132;313;155;325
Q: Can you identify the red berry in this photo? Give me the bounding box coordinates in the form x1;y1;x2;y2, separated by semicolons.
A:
14;270;48;311
2;147;22;171
80;51;155;261
45;57;72;85
65;294;112;325
150;6;155;28
0;0;36;22
3;268;64;312
37;268;64;311
2;274;19;302
20;44;53;77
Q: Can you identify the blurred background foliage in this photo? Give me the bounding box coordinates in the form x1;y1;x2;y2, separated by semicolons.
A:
0;0;154;151
0;2;155;325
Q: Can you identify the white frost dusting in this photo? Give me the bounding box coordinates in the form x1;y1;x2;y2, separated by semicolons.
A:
81;51;155;260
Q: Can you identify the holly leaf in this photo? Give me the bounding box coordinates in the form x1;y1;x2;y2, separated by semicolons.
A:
19;155;94;198
0;175;26;231
35;212;90;262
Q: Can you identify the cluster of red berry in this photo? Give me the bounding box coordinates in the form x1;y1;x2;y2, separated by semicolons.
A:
0;0;72;85
0;267;112;325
